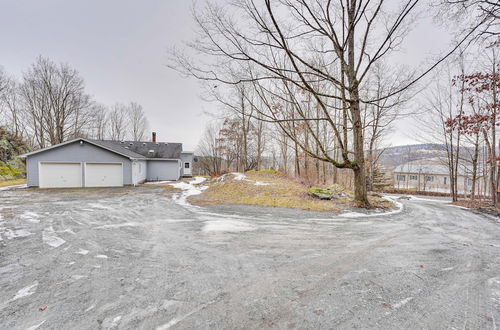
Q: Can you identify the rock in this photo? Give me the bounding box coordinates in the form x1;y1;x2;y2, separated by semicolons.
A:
308;188;333;200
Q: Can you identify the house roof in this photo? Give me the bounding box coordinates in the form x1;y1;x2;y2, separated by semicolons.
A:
93;140;183;159
20;138;183;160
394;163;473;176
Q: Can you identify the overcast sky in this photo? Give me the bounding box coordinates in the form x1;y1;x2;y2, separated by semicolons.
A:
0;0;453;150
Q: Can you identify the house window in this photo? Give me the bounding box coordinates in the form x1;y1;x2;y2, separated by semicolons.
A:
397;175;406;181
425;176;434;182
184;162;190;169
138;163;142;173
410;175;418;181
444;177;447;184
467;178;473;186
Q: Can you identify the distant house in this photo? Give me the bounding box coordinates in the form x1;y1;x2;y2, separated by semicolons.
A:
393;163;481;195
20;134;193;188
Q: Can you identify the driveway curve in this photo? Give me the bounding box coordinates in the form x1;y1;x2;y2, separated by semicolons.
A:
0;187;498;329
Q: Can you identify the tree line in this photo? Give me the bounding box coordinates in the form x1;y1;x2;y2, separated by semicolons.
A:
0;56;150;149
171;0;497;205
420;44;499;206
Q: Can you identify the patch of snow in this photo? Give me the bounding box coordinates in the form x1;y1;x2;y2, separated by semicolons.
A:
156;300;215;330
42;227;66;248
20;211;40;223
25;320;46;330
441;266;455;271
4;229;33;240
12;282;38;301
338;196;403;218
408;196;449;203
231;172;247;181
87;203;113;210
75;249;89;255
0;184;27;191
71;275;87;280
68;262;75;265
58;228;76;235
203;220;256;233
392;297;413;309
254;181;271;186
85;304;96;313
101;315;121;329
95;254;108;259
169;177;208;207
95;222;142;229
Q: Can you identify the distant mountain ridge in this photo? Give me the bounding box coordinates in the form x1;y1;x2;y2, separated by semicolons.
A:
377;143;448;169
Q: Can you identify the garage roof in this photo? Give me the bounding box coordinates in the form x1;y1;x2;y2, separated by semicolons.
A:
19;138;184;160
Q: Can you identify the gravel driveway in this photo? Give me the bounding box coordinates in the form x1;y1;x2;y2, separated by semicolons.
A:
0;186;499;329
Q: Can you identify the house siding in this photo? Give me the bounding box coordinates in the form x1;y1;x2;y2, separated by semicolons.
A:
146;160;180;181
132;160;147;185
26;141;132;187
393;172;476;194
180;152;193;177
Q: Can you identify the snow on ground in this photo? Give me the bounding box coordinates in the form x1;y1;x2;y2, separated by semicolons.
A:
408;196;449;203
202;219;257;233
232;173;247;181
339;196;403;218
3;229;33;240
0;184;27;191
254;181;271;186
75;249;89;255
12;282;38;301
25;320;46;330
95;254;108;259
42;226;66;248
20;211;40;223
169;177;208;207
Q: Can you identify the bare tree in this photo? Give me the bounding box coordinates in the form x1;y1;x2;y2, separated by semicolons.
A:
196;122;224;175
170;0;474;205
127;102;149;141
439;0;499;41
86;103;108;140
19;56;92;147
108;103;128;141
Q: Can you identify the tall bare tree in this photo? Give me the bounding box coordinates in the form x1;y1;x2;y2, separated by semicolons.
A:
127;102;149;141
108;103;128;141
19;56;92;147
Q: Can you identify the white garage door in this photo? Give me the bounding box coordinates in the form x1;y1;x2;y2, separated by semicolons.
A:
39;162;82;188
85;163;123;187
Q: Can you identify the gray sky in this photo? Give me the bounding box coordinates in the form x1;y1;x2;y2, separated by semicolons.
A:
0;0;452;150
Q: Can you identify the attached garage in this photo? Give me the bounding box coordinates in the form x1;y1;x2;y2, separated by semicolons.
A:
39;162;82;188
85;163;123;187
21;137;188;188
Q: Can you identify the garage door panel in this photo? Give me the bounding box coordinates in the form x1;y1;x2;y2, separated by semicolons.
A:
39;162;82;188
85;163;123;187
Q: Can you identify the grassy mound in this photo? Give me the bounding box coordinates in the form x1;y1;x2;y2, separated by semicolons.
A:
190;171;392;212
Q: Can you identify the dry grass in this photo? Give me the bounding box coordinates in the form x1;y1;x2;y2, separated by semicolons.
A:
191;171;393;212
0;178;26;188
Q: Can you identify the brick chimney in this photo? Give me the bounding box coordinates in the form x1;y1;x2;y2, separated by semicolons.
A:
152;132;157;142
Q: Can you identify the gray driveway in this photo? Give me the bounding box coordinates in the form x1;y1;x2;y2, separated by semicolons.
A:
0;187;499;329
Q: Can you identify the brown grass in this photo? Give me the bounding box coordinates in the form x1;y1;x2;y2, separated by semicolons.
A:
0;178;26;187
190;171;393;212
